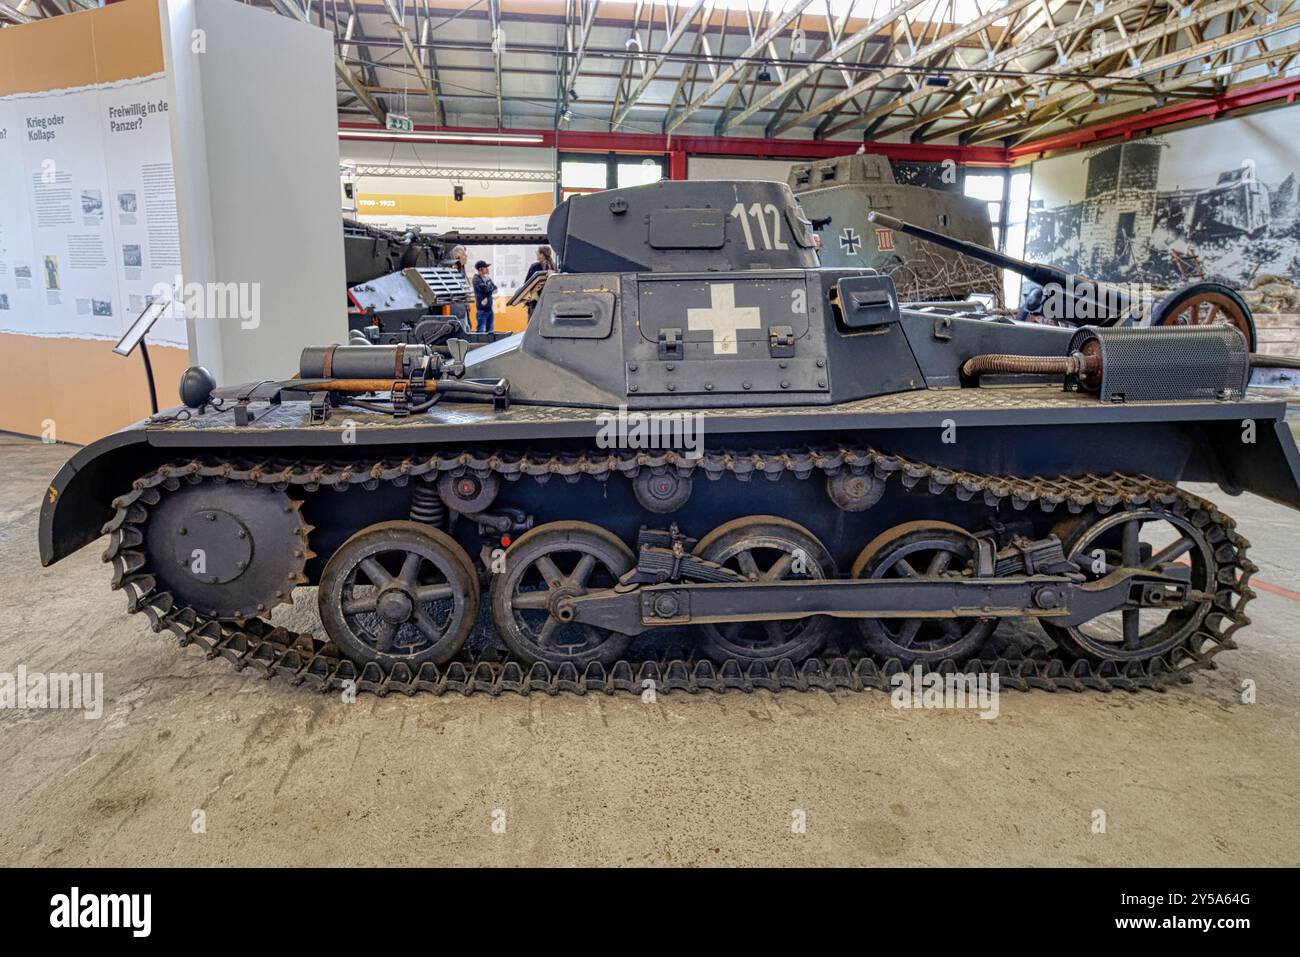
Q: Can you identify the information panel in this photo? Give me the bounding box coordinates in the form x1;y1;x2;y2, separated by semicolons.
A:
0;74;185;346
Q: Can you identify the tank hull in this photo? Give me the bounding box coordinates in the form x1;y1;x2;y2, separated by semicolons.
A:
40;385;1300;569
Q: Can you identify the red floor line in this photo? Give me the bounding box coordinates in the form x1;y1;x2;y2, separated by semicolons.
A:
1248;577;1300;603
1174;555;1300;603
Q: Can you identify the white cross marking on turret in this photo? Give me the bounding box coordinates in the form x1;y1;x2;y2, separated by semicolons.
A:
686;282;761;355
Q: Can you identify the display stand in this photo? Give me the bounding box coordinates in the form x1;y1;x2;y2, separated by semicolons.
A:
113;298;172;415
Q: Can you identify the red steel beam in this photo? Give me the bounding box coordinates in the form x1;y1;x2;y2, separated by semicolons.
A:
1011;75;1300;159
668;148;687;180
338;122;1013;165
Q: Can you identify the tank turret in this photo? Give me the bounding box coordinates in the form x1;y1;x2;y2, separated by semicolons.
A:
548;180;818;273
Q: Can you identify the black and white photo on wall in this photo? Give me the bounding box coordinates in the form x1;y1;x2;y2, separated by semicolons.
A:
1026;111;1299;288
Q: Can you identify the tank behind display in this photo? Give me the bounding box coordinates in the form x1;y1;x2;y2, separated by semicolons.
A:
342;218;446;286
790;154;1004;305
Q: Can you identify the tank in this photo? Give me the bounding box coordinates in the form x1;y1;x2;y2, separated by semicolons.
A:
342;218;446;286
790;154;1005;306
39;179;1300;698
343;220;547;344
346;264;508;353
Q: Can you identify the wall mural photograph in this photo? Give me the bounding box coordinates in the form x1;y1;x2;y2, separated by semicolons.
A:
1026;112;1300;291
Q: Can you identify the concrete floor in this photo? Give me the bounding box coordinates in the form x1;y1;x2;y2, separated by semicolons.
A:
2;434;1298;867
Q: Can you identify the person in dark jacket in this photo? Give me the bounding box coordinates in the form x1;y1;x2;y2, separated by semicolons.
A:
523;245;555;318
472;260;497;334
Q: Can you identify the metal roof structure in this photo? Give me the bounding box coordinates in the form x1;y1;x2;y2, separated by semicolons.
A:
6;1;1300;148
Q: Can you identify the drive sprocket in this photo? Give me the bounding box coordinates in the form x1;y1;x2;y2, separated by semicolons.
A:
141;478;311;620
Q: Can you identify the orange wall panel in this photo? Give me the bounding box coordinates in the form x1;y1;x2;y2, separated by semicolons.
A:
355;191;554;219
0;14;97;96
0;0;163;96
89;0;167;84
0;334;188;445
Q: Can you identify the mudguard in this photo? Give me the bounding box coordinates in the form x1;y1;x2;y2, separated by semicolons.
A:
1207;417;1300;509
39;430;160;567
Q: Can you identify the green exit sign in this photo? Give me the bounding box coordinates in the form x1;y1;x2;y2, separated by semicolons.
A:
385;114;414;133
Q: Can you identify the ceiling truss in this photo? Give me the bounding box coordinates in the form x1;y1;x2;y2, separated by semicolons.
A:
9;1;1300;147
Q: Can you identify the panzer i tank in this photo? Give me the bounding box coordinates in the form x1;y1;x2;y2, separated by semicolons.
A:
39;180;1300;696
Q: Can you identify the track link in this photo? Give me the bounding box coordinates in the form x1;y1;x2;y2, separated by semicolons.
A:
100;446;1256;697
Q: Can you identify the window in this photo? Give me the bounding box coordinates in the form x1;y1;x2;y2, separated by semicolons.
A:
558;151;668;198
963;169;1036;304
964;173;1005;250
616;159;663;187
560;160;607;191
963;174;1005;202
1002;169;1032;306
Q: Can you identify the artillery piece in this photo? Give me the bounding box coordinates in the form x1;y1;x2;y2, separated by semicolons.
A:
867;210;1258;349
38;179;1300;697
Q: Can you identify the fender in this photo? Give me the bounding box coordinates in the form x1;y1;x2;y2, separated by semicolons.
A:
1195;416;1300;510
39;430;162;567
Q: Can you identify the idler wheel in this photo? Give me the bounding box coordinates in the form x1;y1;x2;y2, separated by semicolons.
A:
318;520;479;667
632;469;693;514
144;481;310;619
825;470;885;512
437;470;500;513
1042;507;1215;663
489;521;635;667
850;521;995;665
692;516;835;664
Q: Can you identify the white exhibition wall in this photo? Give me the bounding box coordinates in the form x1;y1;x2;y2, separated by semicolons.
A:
0;73;186;346
163;0;345;385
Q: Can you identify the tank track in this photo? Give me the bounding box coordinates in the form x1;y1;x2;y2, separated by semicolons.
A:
101;446;1256;697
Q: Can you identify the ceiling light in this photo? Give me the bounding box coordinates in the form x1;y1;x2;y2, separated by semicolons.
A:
338;129;545;144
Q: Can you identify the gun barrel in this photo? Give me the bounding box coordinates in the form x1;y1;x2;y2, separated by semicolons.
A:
867;211;1061;287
